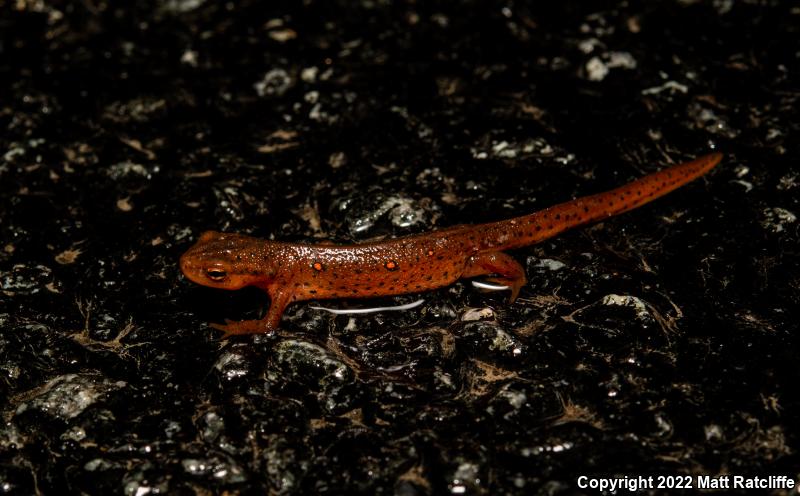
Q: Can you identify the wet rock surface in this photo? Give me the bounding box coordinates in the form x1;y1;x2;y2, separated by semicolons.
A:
1;1;798;494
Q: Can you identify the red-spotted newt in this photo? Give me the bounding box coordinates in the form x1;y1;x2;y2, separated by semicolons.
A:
180;153;722;337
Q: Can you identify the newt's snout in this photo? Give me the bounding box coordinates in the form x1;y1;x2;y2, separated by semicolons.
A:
179;249;204;285
179;232;265;291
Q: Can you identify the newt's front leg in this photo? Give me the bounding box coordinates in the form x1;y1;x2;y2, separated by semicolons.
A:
209;288;293;339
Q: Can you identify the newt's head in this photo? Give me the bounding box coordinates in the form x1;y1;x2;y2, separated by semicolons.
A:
180;231;274;290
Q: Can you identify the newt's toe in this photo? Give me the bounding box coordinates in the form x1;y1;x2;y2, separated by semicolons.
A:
209;319;274;339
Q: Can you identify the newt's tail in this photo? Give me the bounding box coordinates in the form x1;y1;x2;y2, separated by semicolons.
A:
480;153;723;251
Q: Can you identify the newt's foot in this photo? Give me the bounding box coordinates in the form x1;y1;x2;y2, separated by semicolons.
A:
209;319;275;339
482;277;523;303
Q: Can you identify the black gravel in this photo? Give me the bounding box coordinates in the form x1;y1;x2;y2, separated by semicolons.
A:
1;1;798;494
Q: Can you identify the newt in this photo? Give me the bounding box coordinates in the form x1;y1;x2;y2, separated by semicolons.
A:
180;153;722;338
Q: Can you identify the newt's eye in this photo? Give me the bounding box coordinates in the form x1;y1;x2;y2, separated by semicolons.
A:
206;268;227;281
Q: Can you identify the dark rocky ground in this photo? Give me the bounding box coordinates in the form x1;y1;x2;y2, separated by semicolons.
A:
1;1;799;494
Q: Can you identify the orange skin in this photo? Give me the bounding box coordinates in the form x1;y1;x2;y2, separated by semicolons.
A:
180;153;722;338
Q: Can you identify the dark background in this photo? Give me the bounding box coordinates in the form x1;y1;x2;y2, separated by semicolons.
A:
1;1;798;494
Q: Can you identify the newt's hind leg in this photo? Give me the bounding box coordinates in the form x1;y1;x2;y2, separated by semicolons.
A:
462;251;527;302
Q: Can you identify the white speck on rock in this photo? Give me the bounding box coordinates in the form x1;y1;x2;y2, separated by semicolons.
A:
586;51;637;81
254;68;293;97
761;207;796;233
586;57;609;81
602;294;650;321
642;80;689;95
534;258;566;271
461;307;495;321
14;373;126;420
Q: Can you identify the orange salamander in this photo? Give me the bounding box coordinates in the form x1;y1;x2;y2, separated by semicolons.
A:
180;153;722;337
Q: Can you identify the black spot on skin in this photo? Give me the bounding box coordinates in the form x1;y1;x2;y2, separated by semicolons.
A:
555;213;561;220
536;225;542;231
310;290;317;294
426;275;433;281
583;206;589;212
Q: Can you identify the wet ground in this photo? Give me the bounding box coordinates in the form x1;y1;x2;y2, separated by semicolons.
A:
1;1;799;494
